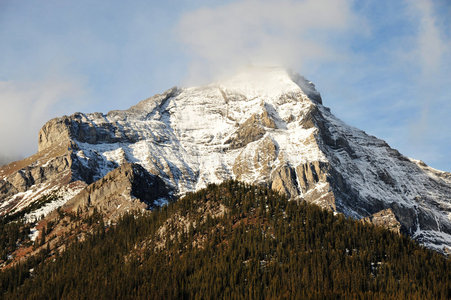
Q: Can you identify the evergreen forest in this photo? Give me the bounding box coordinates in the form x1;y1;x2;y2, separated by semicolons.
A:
1;181;449;299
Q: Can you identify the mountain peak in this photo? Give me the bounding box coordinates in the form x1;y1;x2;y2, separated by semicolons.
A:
216;66;322;104
1;66;450;252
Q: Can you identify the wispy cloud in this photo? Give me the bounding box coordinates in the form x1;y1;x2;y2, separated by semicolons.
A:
404;0;451;157
176;0;362;83
407;0;448;76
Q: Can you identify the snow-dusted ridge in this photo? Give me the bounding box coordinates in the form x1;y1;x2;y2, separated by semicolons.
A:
1;66;451;253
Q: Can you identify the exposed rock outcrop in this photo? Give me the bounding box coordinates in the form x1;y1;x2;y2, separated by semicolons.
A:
0;144;74;216
362;208;402;234
63;163;169;221
233;136;278;182
270;165;299;198
226;107;277;150
38;118;73;152
296;161;329;193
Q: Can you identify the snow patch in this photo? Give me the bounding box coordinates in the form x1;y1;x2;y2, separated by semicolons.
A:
24;183;85;223
29;228;39;242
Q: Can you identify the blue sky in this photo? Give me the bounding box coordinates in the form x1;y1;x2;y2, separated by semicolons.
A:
1;0;450;171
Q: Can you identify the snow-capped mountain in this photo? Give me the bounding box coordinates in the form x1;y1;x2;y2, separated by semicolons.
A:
1;66;450;252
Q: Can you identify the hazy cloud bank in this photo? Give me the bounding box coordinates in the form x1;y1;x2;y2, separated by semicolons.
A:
0;77;85;162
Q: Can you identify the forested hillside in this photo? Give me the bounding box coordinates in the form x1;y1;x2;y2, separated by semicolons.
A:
1;181;449;299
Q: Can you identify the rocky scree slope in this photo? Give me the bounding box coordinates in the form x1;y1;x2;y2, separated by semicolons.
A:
0;66;450;252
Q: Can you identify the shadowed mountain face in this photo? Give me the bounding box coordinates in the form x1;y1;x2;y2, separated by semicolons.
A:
1;66;450;252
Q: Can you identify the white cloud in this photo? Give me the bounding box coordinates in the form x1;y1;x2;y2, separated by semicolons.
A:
404;0;451;144
176;0;361;83
407;0;448;76
0;77;86;162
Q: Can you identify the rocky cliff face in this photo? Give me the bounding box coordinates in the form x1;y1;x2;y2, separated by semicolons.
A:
61;162;169;221
0;144;76;216
1;66;450;252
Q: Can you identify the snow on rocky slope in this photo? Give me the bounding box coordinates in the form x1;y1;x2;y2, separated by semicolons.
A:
1;66;450;252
